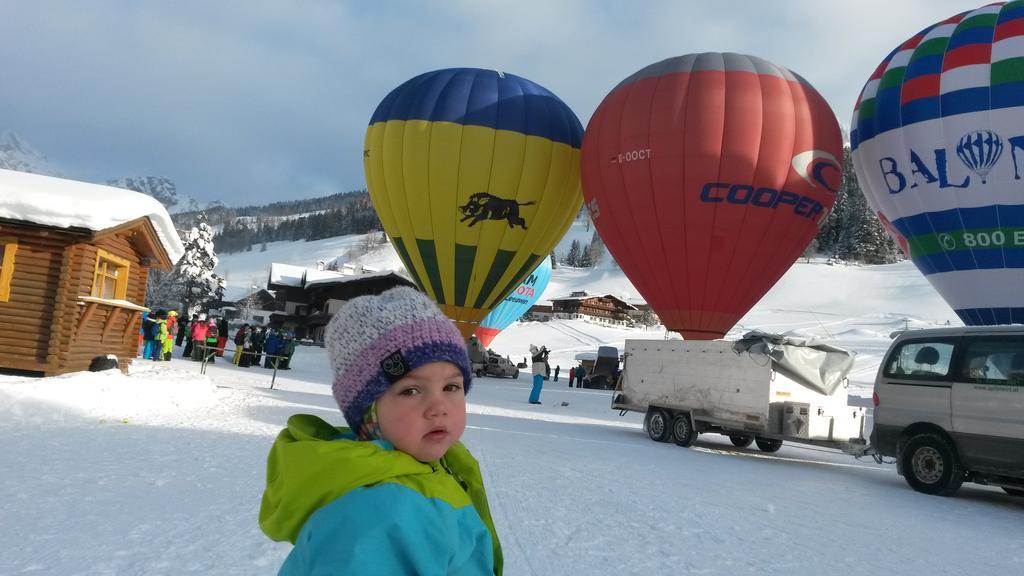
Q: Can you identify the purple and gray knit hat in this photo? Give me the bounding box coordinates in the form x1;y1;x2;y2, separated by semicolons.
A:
325;286;473;430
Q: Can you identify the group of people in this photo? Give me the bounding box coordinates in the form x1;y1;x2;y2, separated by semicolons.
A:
138;311;297;370
565;364;588;388
139;309;179;361
228;323;297;369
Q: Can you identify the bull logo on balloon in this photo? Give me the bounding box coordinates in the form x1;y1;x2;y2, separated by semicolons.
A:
458;192;536;229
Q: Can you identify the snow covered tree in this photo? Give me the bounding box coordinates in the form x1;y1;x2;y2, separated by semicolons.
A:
815;147;902;264
564;239;581;267
578;245;593;268
175;214;225;315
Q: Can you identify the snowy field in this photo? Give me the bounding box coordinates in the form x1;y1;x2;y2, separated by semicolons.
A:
4;247;1024;574
4;224;1023;574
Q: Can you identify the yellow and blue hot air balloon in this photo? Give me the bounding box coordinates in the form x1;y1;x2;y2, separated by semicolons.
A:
474;256;552;347
364;68;583;338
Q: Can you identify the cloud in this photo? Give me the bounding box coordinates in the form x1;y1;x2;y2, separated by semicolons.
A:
0;0;974;205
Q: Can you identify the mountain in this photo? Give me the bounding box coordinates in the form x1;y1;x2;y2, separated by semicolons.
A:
0;131;61;176
107;175;220;214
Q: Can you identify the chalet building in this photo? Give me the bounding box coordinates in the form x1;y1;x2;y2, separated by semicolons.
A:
266;262;415;341
549;291;637;326
0;169;183;375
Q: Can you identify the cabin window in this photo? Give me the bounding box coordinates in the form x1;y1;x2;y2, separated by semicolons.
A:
0;238;17;302
92;249;131;300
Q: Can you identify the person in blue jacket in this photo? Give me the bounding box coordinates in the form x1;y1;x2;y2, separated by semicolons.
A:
263;329;282;368
259;287;503;575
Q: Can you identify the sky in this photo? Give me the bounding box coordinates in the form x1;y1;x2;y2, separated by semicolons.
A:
0;0;978;206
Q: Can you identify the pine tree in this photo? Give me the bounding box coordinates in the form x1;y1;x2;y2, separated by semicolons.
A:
175;214;225;315
579;245;593;268
565;239;581;267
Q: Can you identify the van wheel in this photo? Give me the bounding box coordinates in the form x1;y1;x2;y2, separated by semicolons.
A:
1001;487;1024;497
729;435;754;448
755;437;782;452
645;409;671;442
672;414;697;447
513;370;519;379
475;369;484;377
900;433;964;496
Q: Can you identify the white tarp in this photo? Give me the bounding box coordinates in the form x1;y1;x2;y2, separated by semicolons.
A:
0;168;184;263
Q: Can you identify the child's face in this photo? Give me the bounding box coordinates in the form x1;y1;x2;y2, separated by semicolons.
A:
376;361;467;462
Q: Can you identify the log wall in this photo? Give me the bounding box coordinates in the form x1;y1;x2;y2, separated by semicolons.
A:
0;226;72;374
0;223;154;376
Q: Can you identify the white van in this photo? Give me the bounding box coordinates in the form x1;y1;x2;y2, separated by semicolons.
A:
871;325;1024;496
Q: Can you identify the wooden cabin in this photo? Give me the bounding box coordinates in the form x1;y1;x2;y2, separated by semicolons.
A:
0;169;184;376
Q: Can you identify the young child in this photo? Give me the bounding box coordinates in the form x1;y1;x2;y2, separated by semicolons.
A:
259;286;503;575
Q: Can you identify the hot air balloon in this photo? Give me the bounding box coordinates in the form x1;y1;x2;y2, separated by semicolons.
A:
851;2;1024;325
581;53;842;340
364;68;583;338
474;256;552;347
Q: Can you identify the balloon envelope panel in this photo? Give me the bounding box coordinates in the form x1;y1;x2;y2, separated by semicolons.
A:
581;53;842;339
475;256;552;347
851;2;1024;325
365;68;583;337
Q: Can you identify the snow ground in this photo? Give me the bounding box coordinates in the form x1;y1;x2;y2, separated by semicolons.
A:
4;231;1023;575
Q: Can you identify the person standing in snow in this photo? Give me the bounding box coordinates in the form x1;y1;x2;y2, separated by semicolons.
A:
250;326;266;366
528;344;548;404
163;311;178;360
258;286;503;575
554;365;560;382
189;314;208;361
233;324;249;366
151;310;168;361
204;318;219;363
264;329;282;369
280;333;296;369
141;311;156;359
216;316;229;358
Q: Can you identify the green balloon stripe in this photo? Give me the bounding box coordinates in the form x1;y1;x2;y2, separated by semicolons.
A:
907;227;1024;257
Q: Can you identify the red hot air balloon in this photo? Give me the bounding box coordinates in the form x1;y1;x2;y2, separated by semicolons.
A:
581;53;842;339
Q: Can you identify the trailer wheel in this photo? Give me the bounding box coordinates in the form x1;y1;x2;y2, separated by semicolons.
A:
729;435;754;448
755;437;783;453
645;409;671;442
672;414;697;447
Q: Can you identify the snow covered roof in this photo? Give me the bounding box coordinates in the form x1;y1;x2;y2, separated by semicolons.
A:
268;263;306;288
304;269;410;289
0;168;184;263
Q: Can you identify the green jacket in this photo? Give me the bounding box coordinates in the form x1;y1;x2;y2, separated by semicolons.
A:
260;414;503;575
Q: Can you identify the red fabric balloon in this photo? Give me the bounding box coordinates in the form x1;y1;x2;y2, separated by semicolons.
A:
581;53;842;339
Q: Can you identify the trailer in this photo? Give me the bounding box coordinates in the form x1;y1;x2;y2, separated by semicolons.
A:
612;333;872;455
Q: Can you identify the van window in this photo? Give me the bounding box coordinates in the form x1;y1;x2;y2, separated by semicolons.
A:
884;340;956;379
958;338;1024;386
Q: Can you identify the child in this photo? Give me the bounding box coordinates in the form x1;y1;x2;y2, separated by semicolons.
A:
259;287;503;575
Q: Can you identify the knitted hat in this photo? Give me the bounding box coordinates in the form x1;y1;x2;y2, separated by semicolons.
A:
325;286;472;430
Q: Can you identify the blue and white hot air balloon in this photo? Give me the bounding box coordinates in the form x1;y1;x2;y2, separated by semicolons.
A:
474;257;552;347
